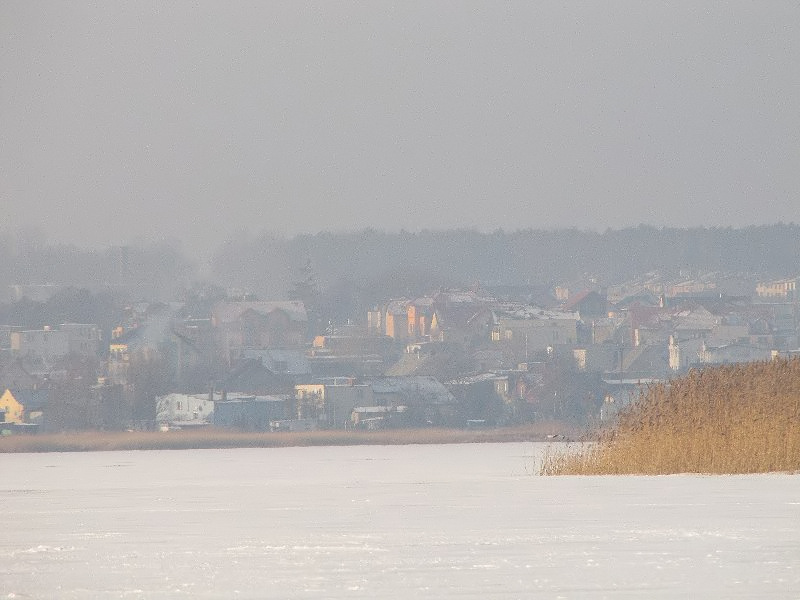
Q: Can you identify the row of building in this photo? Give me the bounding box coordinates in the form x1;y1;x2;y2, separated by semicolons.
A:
155;375;494;432
2;272;798;433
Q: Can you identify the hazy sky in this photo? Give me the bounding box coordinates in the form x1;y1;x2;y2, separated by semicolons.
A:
2;2;799;253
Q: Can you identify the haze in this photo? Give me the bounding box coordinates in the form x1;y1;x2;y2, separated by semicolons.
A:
2;2;799;254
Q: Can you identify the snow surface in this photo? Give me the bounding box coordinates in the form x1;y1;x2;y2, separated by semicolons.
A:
1;443;798;598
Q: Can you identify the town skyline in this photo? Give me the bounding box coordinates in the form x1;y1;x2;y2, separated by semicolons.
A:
3;222;799;434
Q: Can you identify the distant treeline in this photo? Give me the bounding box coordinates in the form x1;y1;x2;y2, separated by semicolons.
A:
2;224;799;305
0;233;192;301
211;224;800;300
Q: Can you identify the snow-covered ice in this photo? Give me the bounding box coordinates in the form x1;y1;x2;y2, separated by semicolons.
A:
1;443;798;598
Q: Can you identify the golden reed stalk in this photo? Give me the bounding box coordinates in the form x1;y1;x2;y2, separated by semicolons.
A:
542;358;800;475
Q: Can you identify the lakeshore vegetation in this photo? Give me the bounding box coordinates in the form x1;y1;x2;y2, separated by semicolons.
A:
0;423;575;453
542;358;800;475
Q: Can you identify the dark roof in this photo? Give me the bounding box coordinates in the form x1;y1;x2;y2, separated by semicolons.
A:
561;289;593;312
218;359;293;394
4;388;49;410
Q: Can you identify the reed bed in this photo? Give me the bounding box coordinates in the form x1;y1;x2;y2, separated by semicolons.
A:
0;423;572;453
542;358;800;475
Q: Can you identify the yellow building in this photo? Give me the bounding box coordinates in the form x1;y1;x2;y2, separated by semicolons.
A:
0;389;25;424
756;278;797;300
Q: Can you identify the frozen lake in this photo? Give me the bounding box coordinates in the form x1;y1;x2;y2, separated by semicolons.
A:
1;442;798;598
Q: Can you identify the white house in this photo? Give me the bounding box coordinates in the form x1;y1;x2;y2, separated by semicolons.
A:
156;393;216;426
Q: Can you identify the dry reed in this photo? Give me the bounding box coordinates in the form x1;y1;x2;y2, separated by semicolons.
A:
0;423;575;453
541;358;800;475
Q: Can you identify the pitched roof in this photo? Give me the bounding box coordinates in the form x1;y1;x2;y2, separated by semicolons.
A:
4;388;49;410
560;289;604;312
213;301;308;324
367;376;454;404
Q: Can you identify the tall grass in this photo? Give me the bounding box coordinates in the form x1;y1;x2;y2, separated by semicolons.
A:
542;358;800;475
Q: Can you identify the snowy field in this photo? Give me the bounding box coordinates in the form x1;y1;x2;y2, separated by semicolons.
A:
1;442;798;599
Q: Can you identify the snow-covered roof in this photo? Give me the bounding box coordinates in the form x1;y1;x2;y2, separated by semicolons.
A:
216;394;288;404
495;302;579;321
352;405;408;414
446;373;506;386
385;299;410;314
673;306;720;331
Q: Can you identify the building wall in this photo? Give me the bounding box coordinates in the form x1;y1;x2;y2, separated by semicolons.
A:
156;393;215;424
295;384;325;419
0;389;24;423
756;278;797;299
61;323;102;355
10;329;69;360
108;343;130;386
407;305;417;338
385;312;408;340
324;385;373;428
367;310;382;333
214;398;288;431
10;323;100;360
494;318;578;350
294;381;373;426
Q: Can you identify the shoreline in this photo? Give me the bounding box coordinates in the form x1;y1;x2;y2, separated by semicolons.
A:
0;424;581;453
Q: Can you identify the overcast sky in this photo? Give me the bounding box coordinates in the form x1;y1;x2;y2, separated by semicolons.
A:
2;2;799;253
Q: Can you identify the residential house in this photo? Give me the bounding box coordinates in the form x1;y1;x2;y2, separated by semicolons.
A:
350;405;409;430
756;277;798;301
672;306;721;340
10;327;68;361
0;357;44;392
107;342;131;386
492;304;579;363
600;376;663;421
668;335;705;371
366;307;383;335
0;388;25;424
407;297;435;340
0;388;47;431
383;299;410;340
589;317;626;345
214;395;290;431
367;375;456;426
667;280;718;298
445;373;511;425
241;348;311;379
561;290;608;320
573;345;621;373
218;357;294;395
212;301;308;365
60;323;102;356
294;378;373;428
307;334;393;377
87;378;127;431
10;323;102;363
155;392;216;428
698;342;773;366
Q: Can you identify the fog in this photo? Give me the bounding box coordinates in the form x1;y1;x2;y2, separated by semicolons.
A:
3;2;799;254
